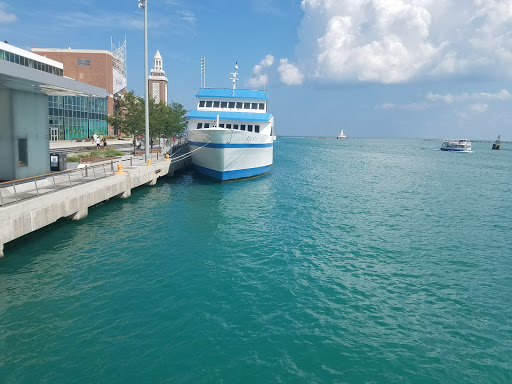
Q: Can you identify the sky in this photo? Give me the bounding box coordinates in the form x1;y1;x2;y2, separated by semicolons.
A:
1;0;512;140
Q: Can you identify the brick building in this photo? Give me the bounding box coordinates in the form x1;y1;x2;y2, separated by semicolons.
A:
33;40;126;137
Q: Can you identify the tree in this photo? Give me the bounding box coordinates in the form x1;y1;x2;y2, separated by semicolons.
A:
106;91;188;149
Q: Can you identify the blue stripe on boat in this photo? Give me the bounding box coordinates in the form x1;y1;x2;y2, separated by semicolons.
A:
193;164;272;181
189;141;273;148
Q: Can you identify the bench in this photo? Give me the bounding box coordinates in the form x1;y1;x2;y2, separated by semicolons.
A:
150;149;161;153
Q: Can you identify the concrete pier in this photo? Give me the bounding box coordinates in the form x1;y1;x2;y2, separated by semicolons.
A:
0;155;190;257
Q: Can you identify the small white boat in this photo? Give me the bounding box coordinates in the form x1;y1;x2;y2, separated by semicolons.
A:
337;129;347;139
440;139;472;152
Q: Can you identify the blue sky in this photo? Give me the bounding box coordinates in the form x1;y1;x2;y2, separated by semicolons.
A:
1;0;512;140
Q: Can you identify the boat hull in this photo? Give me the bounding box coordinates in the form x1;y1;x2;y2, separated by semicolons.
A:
440;148;471;152
188;129;273;181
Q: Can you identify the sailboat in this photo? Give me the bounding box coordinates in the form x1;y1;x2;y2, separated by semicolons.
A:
337;129;347;139
492;135;501;150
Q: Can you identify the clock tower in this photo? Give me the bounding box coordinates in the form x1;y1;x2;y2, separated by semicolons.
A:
148;50;168;104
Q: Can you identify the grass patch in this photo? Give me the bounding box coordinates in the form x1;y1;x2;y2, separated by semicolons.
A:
67;147;125;163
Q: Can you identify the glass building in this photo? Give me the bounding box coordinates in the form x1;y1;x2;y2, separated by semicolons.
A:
0;47;64;76
48;96;108;140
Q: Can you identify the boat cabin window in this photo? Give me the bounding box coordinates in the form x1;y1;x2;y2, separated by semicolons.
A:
243;103;251;110
255;125;260;133
197;123;203;129
248;125;253;132
251;103;258;109
219;124;225;128
206;101;212;107
221;101;227;108
199;101;205;107
236;102;243;109
228;102;235;108
259;103;264;110
233;124;239;130
240;124;246;131
213;101;220;108
204;123;210;128
226;124;232;129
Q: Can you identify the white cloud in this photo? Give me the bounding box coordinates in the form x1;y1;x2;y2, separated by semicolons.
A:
292;0;512;84
376;103;396;110
278;59;304;85
178;10;196;25
427;89;511;103
468;103;488;113
0;3;16;23
248;54;274;87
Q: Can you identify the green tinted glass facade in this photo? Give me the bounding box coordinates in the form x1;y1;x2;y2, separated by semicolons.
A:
49;96;108;140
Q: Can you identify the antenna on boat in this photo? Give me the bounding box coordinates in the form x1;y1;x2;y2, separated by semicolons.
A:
230;62;239;91
201;57;206;88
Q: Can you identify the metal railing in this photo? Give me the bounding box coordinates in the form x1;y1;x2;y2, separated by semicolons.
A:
0;162;117;207
0;138;189;207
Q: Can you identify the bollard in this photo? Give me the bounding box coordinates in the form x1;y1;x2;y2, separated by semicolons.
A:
115;164;127;174
164;154;170;161
145;159;151;167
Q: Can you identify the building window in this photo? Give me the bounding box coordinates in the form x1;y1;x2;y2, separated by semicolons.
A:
199;100;205;107
248;125;253;132
197;123;203;129
255;125;260;133
240;125;246;131
77;59;91;66
206;101;212;107
221;101;227;108
251;103;258;109
236;102;243;109
204;123;210;128
213;101;220;108
243;103;251;110
18;138;28;167
228;102;235;108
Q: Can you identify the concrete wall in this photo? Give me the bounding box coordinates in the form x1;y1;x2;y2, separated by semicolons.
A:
0;89;15;181
0;89;49;181
12;90;50;179
0;156;191;257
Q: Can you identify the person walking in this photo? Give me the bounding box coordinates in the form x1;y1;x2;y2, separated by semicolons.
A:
103;137;107;149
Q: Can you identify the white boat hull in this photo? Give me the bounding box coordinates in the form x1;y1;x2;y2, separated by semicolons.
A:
188;129;273;181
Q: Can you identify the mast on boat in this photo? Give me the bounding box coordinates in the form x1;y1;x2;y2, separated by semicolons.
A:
230;62;239;91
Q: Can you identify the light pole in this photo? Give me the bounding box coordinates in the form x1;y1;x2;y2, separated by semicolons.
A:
138;0;149;162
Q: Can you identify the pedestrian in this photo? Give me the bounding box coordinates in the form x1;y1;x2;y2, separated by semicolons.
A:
95;136;101;149
103;137;107;149
150;139;154;149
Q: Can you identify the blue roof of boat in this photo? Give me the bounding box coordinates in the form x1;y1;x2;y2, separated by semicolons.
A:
196;88;268;100
188;110;273;122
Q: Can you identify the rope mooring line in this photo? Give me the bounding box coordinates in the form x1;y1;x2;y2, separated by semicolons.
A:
170;141;211;162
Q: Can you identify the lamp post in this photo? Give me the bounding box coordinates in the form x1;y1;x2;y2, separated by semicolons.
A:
138;0;149;162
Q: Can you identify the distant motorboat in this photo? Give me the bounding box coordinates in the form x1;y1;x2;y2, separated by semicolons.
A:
337;129;347;139
440;139;472;152
492;135;501;150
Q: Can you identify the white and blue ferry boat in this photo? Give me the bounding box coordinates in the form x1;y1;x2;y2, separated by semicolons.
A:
187;64;274;181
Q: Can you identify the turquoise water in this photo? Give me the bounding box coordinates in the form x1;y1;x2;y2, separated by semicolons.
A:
1;138;511;383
